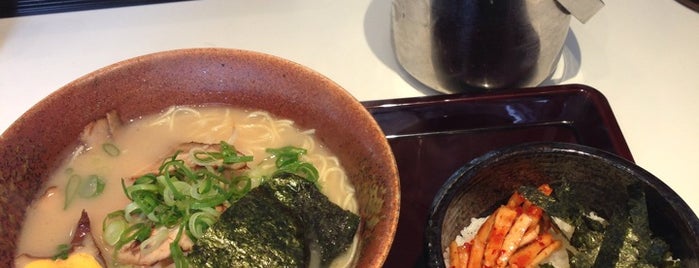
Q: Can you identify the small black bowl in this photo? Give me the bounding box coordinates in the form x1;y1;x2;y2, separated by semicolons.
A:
425;142;699;267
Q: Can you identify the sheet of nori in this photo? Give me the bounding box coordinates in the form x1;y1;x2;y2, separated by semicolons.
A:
189;185;306;268
188;173;359;267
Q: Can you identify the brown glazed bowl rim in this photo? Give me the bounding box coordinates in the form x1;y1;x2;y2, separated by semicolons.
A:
0;48;400;267
425;141;699;267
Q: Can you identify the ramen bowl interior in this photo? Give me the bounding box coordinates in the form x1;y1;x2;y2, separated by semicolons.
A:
0;48;400;267
425;142;699;267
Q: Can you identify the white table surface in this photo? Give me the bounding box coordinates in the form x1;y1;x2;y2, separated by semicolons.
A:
1;0;698;216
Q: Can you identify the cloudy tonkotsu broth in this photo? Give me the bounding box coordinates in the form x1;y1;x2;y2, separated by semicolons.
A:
16;106;359;267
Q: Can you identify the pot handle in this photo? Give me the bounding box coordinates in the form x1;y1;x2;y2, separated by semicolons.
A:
556;0;605;23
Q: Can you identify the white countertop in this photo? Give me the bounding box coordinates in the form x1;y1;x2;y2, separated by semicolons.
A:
1;0;698;216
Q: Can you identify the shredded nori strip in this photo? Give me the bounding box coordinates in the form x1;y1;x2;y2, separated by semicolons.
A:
519;180;678;268
188;172;360;267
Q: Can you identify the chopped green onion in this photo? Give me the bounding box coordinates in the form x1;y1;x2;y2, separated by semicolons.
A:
267;146;320;184
52;243;71;260
160;179;192;206
192;141;254;164
188;211;219;239
190;179;214;200
229;176;252;199
140;227;169;256
192;151;218;163
219;141;253;164
267;146;307;167
114;222;151;251
124;202;144;223
103;142;321;268
190;191;230;209
78;175;105;198
161;159;196;183
170;224;189;268
126;183;160;197
103;217;127;246
65;173;107;209
64;174;81;210
103;210;125;227
134;174;158;184
102;142;121;157
275;162;320;183
133;192;160;216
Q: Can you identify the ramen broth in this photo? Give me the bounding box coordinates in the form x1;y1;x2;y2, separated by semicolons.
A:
16;106;359;267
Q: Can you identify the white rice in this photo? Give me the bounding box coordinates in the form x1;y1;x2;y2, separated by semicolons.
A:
454;217;489;247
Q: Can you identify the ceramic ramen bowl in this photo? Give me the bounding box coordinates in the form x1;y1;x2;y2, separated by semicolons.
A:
0;48;400;267
425;142;699;267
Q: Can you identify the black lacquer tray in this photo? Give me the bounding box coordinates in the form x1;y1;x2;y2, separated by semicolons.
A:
361;84;633;267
